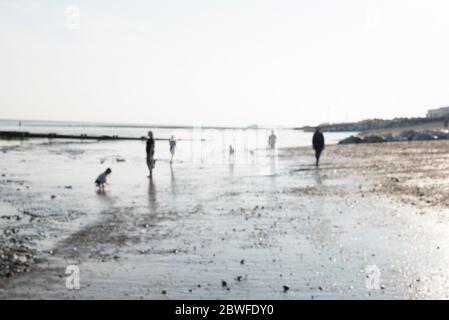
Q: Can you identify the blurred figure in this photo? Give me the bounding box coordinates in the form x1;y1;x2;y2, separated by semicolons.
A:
312;127;325;167
95;168;112;190
268;130;277;150
169;135;176;164
146;131;155;178
228;145;235;175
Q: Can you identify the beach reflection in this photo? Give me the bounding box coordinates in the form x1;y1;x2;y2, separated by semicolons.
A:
148;178;157;211
95;188;113;205
170;164;176;195
313;168;323;186
269;153;276;176
228;163;234;177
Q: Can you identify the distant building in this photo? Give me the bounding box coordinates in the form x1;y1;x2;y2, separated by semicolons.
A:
427;106;449;118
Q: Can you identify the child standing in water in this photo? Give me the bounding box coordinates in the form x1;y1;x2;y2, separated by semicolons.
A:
95;168;112;189
146;131;155;178
169;135;176;164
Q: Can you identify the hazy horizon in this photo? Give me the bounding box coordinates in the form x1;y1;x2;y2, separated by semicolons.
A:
0;111;439;129
2;0;449;127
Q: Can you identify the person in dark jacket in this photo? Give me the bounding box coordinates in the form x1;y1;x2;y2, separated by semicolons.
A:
146;131;155;178
312;127;325;167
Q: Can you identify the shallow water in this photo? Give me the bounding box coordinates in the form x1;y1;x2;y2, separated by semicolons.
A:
0;120;352;163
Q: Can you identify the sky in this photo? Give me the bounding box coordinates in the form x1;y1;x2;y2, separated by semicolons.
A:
1;0;449;127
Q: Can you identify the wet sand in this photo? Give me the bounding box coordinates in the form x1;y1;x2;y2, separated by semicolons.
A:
1;140;449;299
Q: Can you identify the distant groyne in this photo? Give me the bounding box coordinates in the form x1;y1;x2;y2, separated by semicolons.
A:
0;131;204;142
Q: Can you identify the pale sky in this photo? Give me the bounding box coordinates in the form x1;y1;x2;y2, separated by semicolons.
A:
1;0;449;127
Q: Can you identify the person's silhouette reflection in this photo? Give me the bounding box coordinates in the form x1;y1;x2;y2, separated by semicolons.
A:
313;168;323;186
95;188;113;205
96;188;110;196
148;178;157;211
170;163;176;195
228;162;234;177
270;153;276;176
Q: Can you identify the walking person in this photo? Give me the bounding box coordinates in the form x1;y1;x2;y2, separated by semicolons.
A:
312;127;325;167
268;130;277;150
169;135;176;164
146;131;155;178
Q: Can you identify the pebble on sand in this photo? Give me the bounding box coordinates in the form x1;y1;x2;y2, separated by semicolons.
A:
236;275;247;282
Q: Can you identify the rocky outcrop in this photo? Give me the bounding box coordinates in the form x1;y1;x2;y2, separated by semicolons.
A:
363;135;387;143
339;130;449;144
339;136;363;144
300;117;444;132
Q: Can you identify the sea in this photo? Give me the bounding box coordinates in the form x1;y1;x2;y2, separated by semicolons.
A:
0;119;353;165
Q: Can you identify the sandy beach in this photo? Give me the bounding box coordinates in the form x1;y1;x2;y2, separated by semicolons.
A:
1;138;449;299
